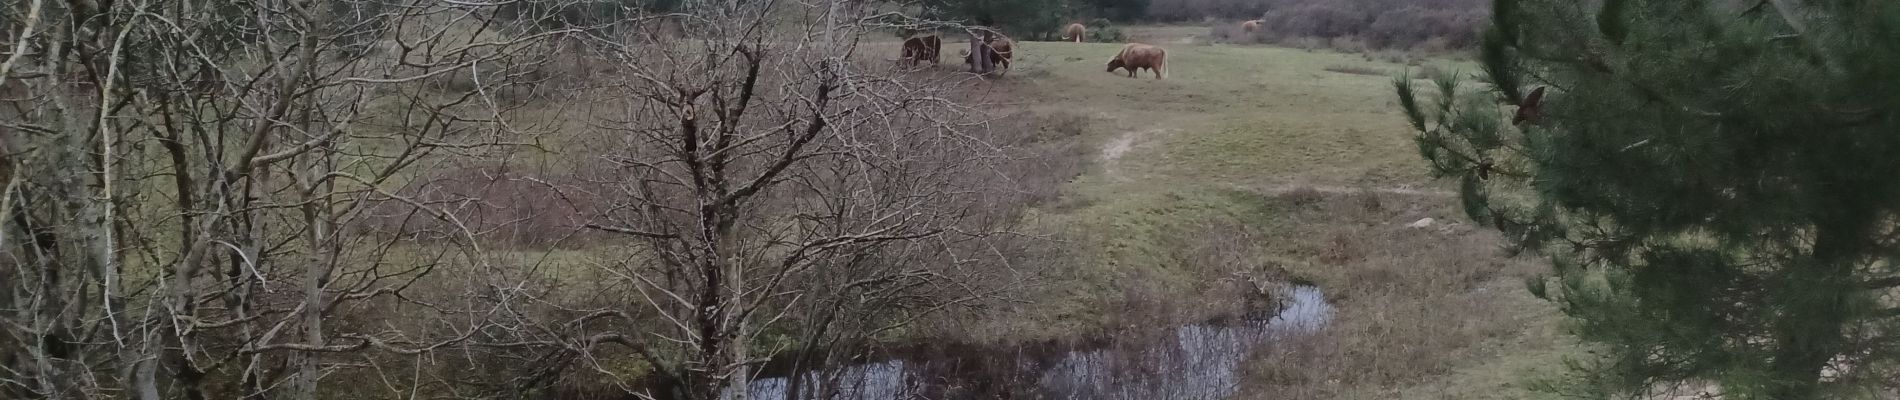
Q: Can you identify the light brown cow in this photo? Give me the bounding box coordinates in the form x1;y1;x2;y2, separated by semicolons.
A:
990;37;1015;69
1242;20;1263;34
901;35;942;66
1106;43;1167;80
1064;23;1087;43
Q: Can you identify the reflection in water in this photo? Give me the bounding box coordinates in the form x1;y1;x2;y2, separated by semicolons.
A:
728;360;909;400
1038;286;1331;400
728;286;1333;400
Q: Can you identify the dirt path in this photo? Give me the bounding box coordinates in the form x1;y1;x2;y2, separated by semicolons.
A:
1100;128;1168;181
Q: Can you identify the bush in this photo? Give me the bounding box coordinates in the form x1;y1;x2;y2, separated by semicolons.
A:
356;166;605;249
1088;18;1128;42
1109;0;1485;51
1208;24;1245;43
1262;4;1366;39
1081;0;1153;21
1142;0;1271;22
1364;6;1479;49
925;0;1068;41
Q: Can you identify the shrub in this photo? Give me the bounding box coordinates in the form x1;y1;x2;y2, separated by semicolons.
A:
1087;18;1128;42
1142;0;1271;22
356;166;605;249
1107;0;1486;51
1364;6;1478;49
1262;4;1366;39
1322;64;1385;76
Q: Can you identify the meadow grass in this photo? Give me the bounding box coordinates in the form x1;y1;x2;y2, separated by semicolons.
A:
924;31;1575;398
399;30;1568;397
982;38;1462;189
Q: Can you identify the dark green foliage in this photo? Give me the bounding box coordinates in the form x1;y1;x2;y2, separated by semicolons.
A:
1477;29;1522;104
1081;0;1150;21
1596;0;1629;44
1393;74;1428;132
923;0;1069;40
1087;18;1128;42
1396;1;1900;398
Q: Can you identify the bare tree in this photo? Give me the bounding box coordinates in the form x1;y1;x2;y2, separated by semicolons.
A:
1;0;1039;398
0;0;579;398
555;1;1022;399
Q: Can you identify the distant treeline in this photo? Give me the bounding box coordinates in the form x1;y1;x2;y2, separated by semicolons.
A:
1076;0;1485;50
1150;0;1485;49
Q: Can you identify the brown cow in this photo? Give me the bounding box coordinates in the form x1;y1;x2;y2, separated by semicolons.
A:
901;34;942;66
1242;20;1263;34
1106;43;1167;80
1064;23;1087;43
961;36;1015;70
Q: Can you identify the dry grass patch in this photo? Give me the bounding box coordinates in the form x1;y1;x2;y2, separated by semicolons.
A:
1324;64;1388;76
1236;189;1568;399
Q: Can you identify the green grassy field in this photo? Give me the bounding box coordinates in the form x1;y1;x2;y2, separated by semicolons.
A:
928;32;1576;399
1002;38;1459;188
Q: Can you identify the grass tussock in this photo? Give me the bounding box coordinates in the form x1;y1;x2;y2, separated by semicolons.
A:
1236;189;1568;399
1323;64;1388;76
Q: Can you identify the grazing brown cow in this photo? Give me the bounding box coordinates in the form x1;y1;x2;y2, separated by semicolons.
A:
961;36;1015;70
1242;20;1263;34
901;35;942;66
1106;43;1167;80
1064;23;1087;43
990;37;1015;69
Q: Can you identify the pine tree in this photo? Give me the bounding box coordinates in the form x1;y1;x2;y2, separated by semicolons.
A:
1396;1;1900;398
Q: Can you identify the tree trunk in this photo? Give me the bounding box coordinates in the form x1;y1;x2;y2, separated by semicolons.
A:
968;33;992;74
731;274;749;400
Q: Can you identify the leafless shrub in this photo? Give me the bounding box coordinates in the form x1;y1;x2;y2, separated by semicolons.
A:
1328;35;1370;54
1146;0;1275;22
1167;0;1486;51
1364;6;1481;49
356;166;606;248
533;2;1038;399
0;0;628;398
1209;23;1267;44
1262;4;1366;39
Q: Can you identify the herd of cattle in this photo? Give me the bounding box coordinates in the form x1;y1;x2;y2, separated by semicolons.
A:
900;21;1210;80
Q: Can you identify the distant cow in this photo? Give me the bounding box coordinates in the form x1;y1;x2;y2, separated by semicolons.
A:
961;36;1015;70
1106;43;1167;80
1242;20;1263;34
901;35;942;66
1064;23;1087;43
